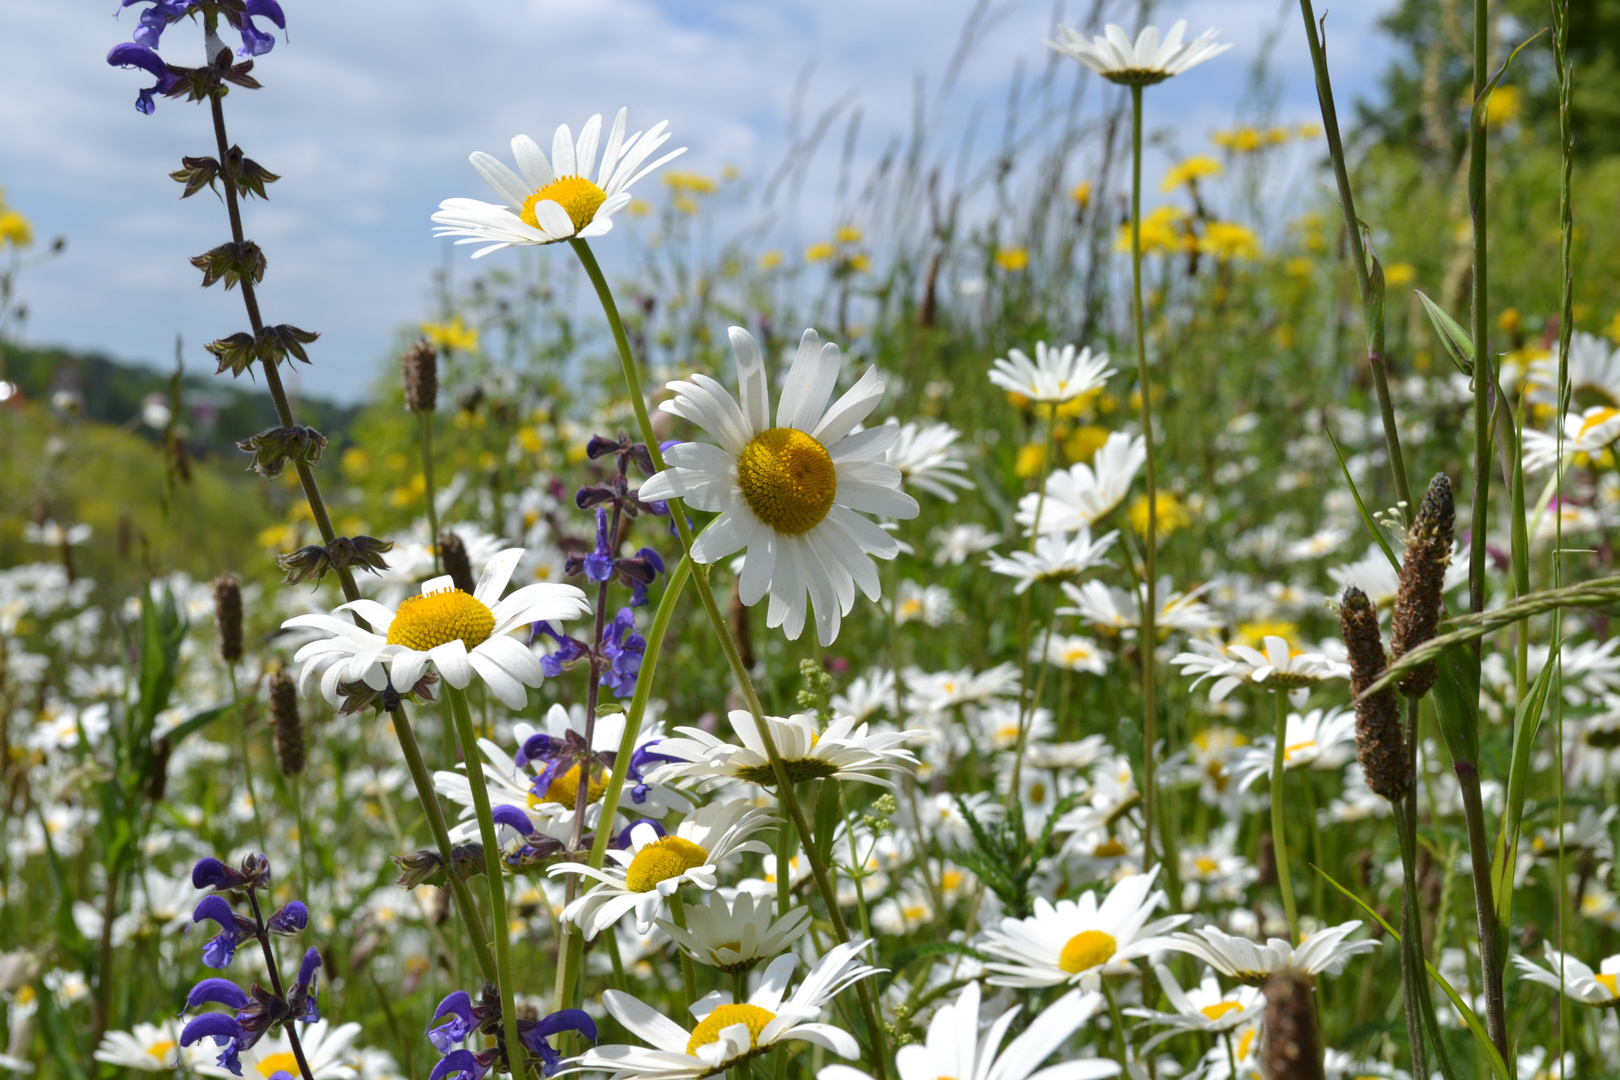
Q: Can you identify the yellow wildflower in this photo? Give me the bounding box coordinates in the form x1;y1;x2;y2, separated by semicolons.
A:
1263;126;1290;146
422;316;478;353
1212;127;1263;153
663;171;718;195
1382;262;1416;287
673;195;700;216
1070;180;1093;208
1055;387;1104;420
1117;206;1188;256
1285;257;1314;278
1232;619;1300;649
1297;122;1323;139
722;165;739;180
627;199;652;217
1128;492;1192;537
1498;307;1521;335
1063;425;1110;465
1014;442;1048;479
1199;222;1261;262
835;225;865;244
994;247;1029;272
848;253;872;273
805;242;836;263
0;211;31;249
759;250;783;270
1484;84;1521;128
1162;156;1223;192
340;447;370;478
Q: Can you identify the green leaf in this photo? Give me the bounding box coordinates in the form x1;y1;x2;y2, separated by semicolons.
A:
1493;644;1558;929
1469;28;1550;136
1324;423;1401;574
1364;254;1387;360
162;703;237;748
1431;648;1481;767
1313;863;1510;1080
813;779;842;872
1415;290;1475;377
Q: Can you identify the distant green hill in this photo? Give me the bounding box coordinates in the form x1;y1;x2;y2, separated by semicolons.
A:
1;342;363;461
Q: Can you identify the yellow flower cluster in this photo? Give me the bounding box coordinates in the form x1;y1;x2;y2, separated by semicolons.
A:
805;226;871;274
422;316;479;353
1128;491;1192;538
1160;155;1222;192
1211;122;1319;154
0;188;33;250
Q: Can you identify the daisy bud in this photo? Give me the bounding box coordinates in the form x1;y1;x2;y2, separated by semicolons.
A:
402;339;438;412
439;531;476;593
268;669;305;777
1262;971;1325;1080
1390;473;1454;699
213;574;243;664
1340;586;1409;802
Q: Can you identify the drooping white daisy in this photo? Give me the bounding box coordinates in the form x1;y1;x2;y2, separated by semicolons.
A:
1171;635;1349;701
1513;949;1620;1007
1123;964;1264;1053
1523;406;1620;472
94;1022;194;1072
638;327;919;646
988;341;1114;404
1015;433;1145;535
985;528;1117;594
1048;20;1232;85
282;549;590;709
1230;707;1357;789
549;799;773;938
431;108;685;257
645;710;923;790
883;421;974;501
656;892;810;974
1159;920;1379;986
819;981;1117;1080
565;941;879;1080
979;868;1188;990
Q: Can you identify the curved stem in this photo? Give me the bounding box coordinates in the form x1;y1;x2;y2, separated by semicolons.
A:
1270;690;1299;944
1129;84;1159;873
444;685;525;1075
570;238;889;1080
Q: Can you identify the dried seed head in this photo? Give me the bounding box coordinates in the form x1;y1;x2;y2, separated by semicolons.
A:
402;339;438;412
213;574;243;664
1255;831;1276;889
1390;473;1454;698
1340;586;1410;801
268;669;306;776
439;532;476;593
1262;971;1325;1080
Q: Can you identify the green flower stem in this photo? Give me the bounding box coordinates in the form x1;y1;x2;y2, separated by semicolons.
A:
444;684;525;1076
1129;84;1160;874
1100;977;1132;1071
570;237;890;1080
395;702;497;983
667;892;700;1004
1270;690;1299;944
776;799;795;930
227;664;269;854
417;410;441;575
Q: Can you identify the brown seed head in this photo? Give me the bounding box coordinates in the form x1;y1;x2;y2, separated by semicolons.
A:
439;532;476;594
402;339;438;413
1340;586;1409;801
213;574;243;664
1391;473;1454;698
1262;971;1325;1080
268;669;305;776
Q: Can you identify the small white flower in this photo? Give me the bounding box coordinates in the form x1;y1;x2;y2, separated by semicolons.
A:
894;580;955;627
1048;19;1232;85
988;341;1113;404
1513;948;1620;1007
985;528;1116;594
884;421;973;501
1059;577;1219;636
930;523;1002;566
1172;634;1349;701
93;1022;193;1072
1015;433;1145;535
1159;920;1379;986
1523;406;1620;472
646;711;923;791
1230;707;1357;788
657;892;810;974
1123;964;1264;1052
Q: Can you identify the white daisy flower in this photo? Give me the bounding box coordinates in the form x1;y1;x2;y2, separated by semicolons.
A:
638;327;919;646
818;981;1117;1080
978;868;1189;989
548;799;773;938
903;663;1021;721
1529;331;1620;409
1035;633;1110;675
1523;406;1620;472
1513;949;1620;1007
1048;20;1232;85
1328;543;1469;609
895;580;955;627
985;528;1117;594
1015;433;1145;535
830;669;896;722
656;892;810;974
196;1021;361;1080
645;710;923;790
94;1022;193;1072
1159;920;1379;986
1058;577;1219;636
1171;635;1349;701
565;940;879;1080
282;549;590;709
931;523;1002;566
988;341;1114;404
883;421;973;501
432;108;685;257
1123;964;1264;1053
1230;707;1357;789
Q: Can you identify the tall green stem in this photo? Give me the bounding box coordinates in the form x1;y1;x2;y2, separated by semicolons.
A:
417;410;441;575
444;685;525;1077
1007;402;1059;806
1467;0;1490;624
1129;85;1159;874
227;665;268;853
667;892;700;1004
569;238;888;1080
1269;691;1299;943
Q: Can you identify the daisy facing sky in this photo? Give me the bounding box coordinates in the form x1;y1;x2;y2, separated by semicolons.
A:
432;108;685;256
639;326;919;645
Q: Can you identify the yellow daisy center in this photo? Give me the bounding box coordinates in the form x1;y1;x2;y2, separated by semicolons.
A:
257;1052;299;1079
685;1003;775;1056
1236;1028;1256;1058
146;1041;176;1063
1598;973;1618;996
521;176;608;233
736;428;837;535
528;763;609;808
1058;929;1117;974
1580;407;1620;439
1092;838;1128;858
1194;856;1220;876
625;836;709;892
1200;1001;1242;1022
386;588;496;652
1284;739;1317;762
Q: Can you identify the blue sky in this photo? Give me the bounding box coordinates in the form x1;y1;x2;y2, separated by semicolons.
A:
0;0;1400;403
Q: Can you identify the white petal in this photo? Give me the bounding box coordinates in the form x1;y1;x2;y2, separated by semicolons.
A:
510;135;554;192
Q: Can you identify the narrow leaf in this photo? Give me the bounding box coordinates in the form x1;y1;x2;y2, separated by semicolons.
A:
1324;423;1401;573
1415;290;1474;376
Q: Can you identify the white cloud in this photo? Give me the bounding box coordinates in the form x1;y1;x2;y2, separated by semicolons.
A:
1;0;1397;403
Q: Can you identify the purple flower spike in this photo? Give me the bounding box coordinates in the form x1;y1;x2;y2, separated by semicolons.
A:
426;991;477;1052
106;42;181;115
524;1009;597;1076
191;895;248;968
181;1012;246;1072
183;978;250;1013
429;1050;487;1080
584;508;615;582
267;902;308;935
227;0;286;56
491;805;536;837
191;857;237;891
